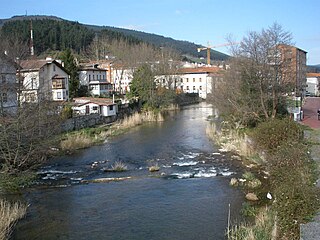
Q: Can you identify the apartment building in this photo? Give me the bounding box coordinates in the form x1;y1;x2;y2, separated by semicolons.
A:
278;44;307;97
78;64;113;97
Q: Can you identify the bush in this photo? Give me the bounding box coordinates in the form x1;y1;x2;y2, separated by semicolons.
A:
240;202;257;217
250;118;303;153
0;172;36;192
269;142;319;239
61;105;73;119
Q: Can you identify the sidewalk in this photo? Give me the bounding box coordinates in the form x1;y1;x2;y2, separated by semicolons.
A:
301;97;320;129
300;97;320;239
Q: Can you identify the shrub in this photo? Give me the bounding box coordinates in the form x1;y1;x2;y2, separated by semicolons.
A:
250;118;303;153
0;172;36;192
269;142;319;238
240;202;257;217
61;105;73;119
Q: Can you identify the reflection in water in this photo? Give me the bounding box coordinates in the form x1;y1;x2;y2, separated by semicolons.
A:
13;103;244;240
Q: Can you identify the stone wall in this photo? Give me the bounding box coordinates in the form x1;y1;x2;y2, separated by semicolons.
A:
61;114;117;132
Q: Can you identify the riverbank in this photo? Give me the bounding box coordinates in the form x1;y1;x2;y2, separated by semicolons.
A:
206;118;319;239
59;109;169;153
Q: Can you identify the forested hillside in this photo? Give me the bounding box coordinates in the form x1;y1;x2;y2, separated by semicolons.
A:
87;24;229;61
0;15;230;61
0;19;95;53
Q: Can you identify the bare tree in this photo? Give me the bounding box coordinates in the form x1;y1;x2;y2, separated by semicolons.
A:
0;42;62;173
212;23;293;125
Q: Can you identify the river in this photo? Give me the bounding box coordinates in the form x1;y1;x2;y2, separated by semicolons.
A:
12;103;244;240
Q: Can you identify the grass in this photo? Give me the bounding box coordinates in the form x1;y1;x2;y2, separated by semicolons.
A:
0;199;27;240
104;161;128;172
228;207;276;240
60;133;96;151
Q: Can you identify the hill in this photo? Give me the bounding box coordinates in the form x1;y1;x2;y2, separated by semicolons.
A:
307;64;320;73
0;15;229;61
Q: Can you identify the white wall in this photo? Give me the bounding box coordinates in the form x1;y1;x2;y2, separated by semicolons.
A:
306;77;319;96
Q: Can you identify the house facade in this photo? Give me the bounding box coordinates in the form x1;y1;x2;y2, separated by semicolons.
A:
0;54;18;115
72;97;117;117
78;65;113;97
171;67;223;99
111;67;134;94
306;73;320;96
19;58;69;102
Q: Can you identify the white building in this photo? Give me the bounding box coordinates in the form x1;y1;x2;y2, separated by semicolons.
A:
111;67;134;94
72;97;117;117
156;66;223;99
306;73;320;96
19;58;69;102
78;65;113;97
0;54;18;115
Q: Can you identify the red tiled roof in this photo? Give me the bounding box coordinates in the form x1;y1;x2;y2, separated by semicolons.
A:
178;66;222;74
307;73;320;78
73;97;114;105
19;59;65;71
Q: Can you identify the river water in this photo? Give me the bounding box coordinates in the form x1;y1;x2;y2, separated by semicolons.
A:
13;103;244;240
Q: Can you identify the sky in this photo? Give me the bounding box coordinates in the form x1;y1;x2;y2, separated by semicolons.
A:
1;0;319;64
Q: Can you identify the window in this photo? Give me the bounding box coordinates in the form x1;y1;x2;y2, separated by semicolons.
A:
187;86;189;90
193;86;196;91
31;77;36;89
29;93;35;102
92;106;98;111
109;105;114;111
193;78;195;82
199;78;202;82
89;75;91;81
199;86;202;90
2;92;7;102
186;78;189;82
57;92;62;99
93;75;95;80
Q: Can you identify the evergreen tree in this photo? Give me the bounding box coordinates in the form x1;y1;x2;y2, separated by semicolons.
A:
59;49;79;99
129;64;156;108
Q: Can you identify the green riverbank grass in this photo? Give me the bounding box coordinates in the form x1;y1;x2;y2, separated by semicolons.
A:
0;172;36;193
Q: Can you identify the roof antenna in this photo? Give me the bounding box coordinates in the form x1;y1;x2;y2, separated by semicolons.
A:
30;20;34;56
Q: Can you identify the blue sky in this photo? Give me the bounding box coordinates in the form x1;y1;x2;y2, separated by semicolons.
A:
1;0;319;64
